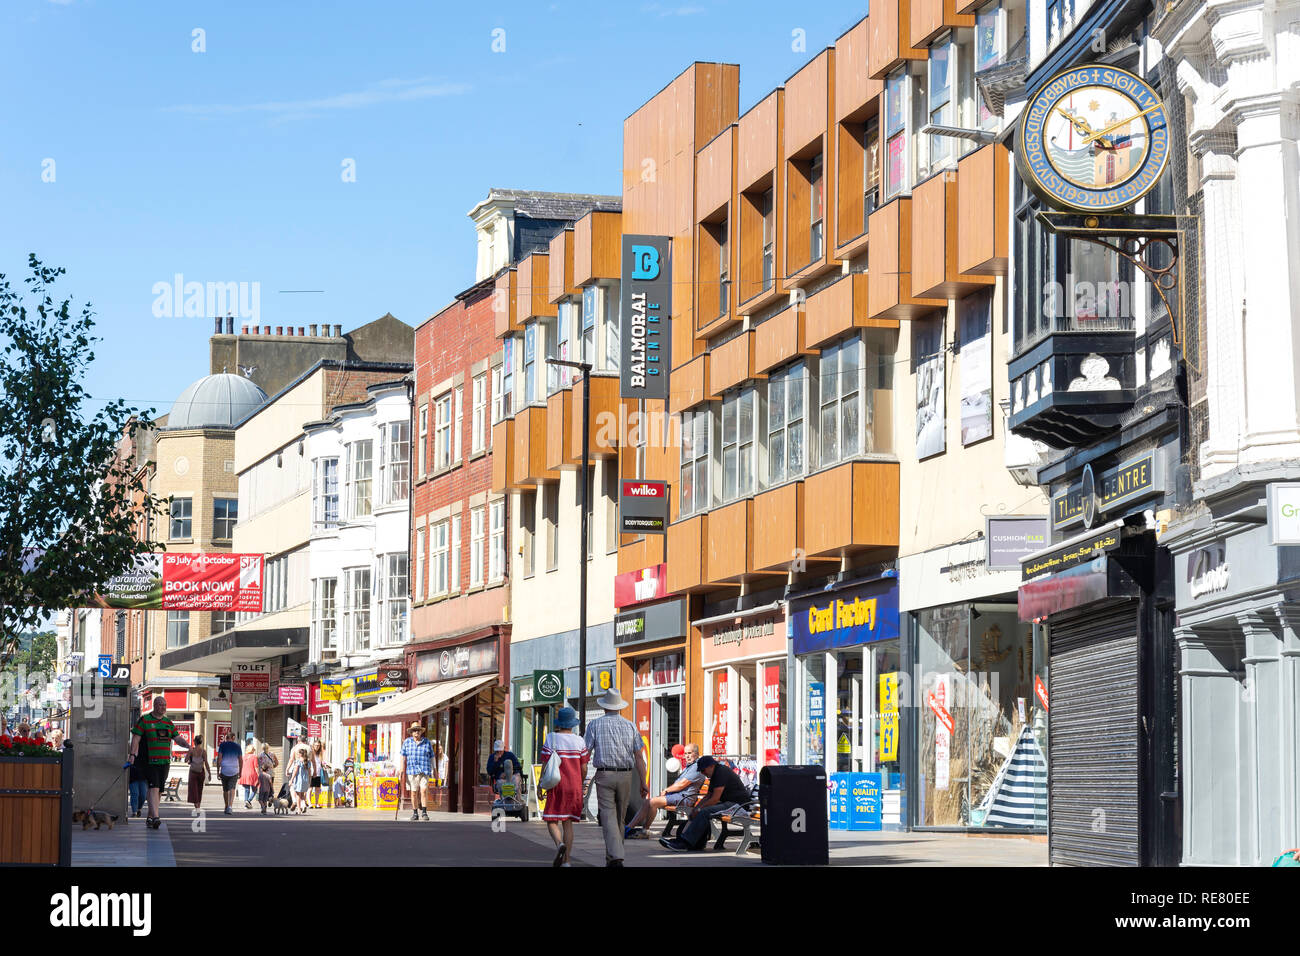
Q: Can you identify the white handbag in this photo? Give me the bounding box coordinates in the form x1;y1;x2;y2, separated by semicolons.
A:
539;747;562;790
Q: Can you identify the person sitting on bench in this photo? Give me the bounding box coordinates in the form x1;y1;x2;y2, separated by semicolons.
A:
660;756;751;852
625;742;702;838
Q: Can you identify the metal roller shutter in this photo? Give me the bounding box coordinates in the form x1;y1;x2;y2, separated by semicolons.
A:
1048;600;1140;866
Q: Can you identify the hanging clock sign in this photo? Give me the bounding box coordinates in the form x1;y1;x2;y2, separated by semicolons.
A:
1018;65;1169;212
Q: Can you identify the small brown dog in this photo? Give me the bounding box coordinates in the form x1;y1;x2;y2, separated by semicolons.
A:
72;809;120;830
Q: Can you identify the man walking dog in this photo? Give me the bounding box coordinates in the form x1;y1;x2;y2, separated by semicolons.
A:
127;696;182;830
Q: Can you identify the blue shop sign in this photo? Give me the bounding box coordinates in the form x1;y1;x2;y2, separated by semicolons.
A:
791;578;900;655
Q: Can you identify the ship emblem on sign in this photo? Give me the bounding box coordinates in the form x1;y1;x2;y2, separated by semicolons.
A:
537;673;562;700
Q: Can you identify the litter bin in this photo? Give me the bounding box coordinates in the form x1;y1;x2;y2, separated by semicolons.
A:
759;765;829;866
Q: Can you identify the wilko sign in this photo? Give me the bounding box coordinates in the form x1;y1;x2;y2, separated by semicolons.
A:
614;564;668;608
91;553;263;612
231;663;270;694
620;480;669;535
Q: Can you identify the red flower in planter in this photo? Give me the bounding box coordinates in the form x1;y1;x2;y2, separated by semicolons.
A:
0;735;10;749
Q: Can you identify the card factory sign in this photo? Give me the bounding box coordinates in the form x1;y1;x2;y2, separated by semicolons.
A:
1052;453;1161;531
620;235;671;401
791;580;901;656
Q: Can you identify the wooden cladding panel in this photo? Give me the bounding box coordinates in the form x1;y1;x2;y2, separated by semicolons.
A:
512;405;558;486
696;126;734;217
957;143;1010;276
956;0;984;12
836;121;867;255
784;49;832;157
754;307;810;373
618;535;665;576
669;352;710;414
546;388;575;472
514;253;554;324
693;63;742;157
803;460;900;557
910;0;975;48
570;375;620;460
0;761;61;865
491;420;513;493
866;198;946;320
805;273;896;349
548;229;577;304
913;171;996;298
868;0;927;79
494;269;519;338
736;90;781;191
707;499;753;583
667;514;708;593
753;481;803;572
835;18;883;124
709;330;758;397
574;211;623;286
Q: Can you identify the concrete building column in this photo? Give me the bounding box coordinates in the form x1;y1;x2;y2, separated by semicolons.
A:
1237;609;1281;865
1273;602;1300;853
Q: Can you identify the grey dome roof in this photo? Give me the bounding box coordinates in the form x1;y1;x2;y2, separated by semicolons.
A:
167;373;268;429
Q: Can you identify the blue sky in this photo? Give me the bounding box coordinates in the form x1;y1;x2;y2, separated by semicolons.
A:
0;0;866;420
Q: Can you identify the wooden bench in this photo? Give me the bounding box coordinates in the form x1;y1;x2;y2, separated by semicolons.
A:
162;777;181;802
709;803;761;855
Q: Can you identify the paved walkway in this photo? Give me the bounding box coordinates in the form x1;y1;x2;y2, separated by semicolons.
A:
71;786;1046;867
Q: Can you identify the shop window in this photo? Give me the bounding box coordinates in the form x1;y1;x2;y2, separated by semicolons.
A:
915;604;1047;828
679;407;714;517
721;387;759;503
767;361;807;486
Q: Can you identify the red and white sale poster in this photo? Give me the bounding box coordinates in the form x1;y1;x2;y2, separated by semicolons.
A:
93;552;264;611
711;669;730;756
762;663;782;765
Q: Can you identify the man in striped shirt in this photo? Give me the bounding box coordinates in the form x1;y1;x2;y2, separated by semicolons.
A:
128;696;181;828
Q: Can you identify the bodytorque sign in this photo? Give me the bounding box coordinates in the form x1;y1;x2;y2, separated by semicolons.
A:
620;235;671;400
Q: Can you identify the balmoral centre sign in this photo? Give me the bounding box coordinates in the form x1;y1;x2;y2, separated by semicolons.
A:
620;235;671;401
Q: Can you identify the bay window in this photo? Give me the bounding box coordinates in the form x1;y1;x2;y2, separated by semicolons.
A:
489;500;506;583
818;336;865;467
501;337;515;416
604;283;620;372
379;553;408;644
313;457;339;529
865;118;880;230
928;36;954;171
434;393;452;470
346;440;373;518
885;71;909;198
721;388;759;503
470;506;485;587
472;373;487;453
524;322;537;404
431;520;449;597
581;290;596;364
679;407;713;517
415;528;425;601
761;189;775;290
343;567;371;653
312;577;338;653
767;362;807;486
809;153;825;263
379;420;410;505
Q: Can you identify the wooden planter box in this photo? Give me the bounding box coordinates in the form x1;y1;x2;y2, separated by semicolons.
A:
0;748;72;866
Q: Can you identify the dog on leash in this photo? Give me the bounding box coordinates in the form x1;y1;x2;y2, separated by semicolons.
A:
72;809;120;830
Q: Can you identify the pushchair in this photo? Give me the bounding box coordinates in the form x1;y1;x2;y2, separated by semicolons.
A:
491;758;530;823
273;781;292;815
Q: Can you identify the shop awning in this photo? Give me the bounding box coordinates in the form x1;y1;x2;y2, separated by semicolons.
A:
339;674;495;726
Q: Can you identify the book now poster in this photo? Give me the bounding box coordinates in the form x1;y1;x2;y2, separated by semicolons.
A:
89;553;263;612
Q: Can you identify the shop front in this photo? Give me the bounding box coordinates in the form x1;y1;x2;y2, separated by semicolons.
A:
509;622;617;770
1165;475;1300;865
614;598;690;797
901;530;1049;832
697;605;788;768
790;576;902;824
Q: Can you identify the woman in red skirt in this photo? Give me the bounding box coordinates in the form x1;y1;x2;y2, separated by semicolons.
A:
539;706;589;867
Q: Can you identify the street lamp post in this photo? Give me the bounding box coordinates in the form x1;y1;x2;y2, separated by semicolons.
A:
545;358;593;735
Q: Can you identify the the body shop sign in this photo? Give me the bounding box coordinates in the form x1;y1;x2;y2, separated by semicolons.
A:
92;553;263;611
620;235;671;401
791;579;900;655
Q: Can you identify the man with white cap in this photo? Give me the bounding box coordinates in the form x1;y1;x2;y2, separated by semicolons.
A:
583;687;648;867
486;738;522;792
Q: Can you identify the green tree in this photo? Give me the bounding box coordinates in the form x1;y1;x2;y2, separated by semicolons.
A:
0;256;164;668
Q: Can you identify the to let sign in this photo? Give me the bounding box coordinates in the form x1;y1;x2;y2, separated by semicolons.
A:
231;663;270;694
620;480;669;535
